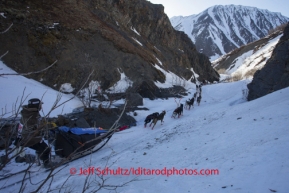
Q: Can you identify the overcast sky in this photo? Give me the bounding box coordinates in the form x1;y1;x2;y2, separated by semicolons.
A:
149;0;289;18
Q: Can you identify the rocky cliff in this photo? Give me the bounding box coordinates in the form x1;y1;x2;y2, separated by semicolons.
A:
247;22;289;101
0;0;219;98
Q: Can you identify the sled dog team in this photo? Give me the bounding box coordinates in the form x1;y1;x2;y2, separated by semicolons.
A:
144;84;203;130
14;85;202;167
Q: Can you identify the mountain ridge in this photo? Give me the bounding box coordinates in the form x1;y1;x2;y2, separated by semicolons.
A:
170;5;289;60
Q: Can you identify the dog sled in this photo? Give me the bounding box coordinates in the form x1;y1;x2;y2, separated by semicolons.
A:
52;126;115;160
0;127;115;188
0;127;115;191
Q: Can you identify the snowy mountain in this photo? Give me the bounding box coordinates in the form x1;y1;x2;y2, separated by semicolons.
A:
170;5;289;61
1;60;289;192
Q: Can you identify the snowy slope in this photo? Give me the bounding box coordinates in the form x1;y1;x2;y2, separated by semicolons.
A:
170;5;289;61
227;35;281;76
1;60;289;192
212;29;283;81
0;62;83;118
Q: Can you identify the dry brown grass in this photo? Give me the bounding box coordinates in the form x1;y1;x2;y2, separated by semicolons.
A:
226;72;243;82
217;68;228;74
244;68;258;78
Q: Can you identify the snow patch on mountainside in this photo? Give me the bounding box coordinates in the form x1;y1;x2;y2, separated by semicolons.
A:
229;34;282;76
212;31;283;81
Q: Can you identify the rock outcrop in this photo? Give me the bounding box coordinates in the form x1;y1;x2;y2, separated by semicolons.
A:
247;22;289;100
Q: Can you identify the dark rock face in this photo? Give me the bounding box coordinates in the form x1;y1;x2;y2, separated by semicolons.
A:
136;81;187;100
126;93;143;107
247;22;289;101
0;0;219;97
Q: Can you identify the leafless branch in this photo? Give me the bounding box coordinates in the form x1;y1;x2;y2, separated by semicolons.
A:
109;100;127;131
0;88;31;171
0;51;8;60
0;60;58;77
0;63;138;193
78;149;141;193
29;165;68;193
0;23;13;34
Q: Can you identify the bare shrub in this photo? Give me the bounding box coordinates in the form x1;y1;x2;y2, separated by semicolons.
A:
268;23;288;35
0;92;132;192
0;68;134;192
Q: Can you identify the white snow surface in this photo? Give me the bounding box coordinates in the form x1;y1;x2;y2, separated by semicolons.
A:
132;37;143;46
0;61;289;193
60;83;75;93
131;27;140;36
108;71;133;93
0;61;83;118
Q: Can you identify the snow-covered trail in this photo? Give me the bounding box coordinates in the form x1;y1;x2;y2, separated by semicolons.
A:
2;80;289;193
74;80;289;193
